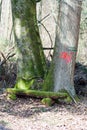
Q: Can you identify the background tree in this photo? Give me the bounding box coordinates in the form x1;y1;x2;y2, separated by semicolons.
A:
77;0;87;63
0;0;16;88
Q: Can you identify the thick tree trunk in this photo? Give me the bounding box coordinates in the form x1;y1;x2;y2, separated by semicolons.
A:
53;0;82;97
43;0;82;101
54;0;81;96
11;0;47;89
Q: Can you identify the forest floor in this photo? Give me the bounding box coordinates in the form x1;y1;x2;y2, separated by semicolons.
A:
0;60;87;130
0;93;87;130
0;57;87;130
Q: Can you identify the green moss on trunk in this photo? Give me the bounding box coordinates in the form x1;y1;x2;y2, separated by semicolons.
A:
43;63;54;91
12;0;47;83
15;78;35;90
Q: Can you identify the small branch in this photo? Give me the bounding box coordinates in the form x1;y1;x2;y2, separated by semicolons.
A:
6;45;15;58
38;13;50;23
6;53;15;61
0;50;15;65
43;47;54;50
1;53;15;65
0;51;7;65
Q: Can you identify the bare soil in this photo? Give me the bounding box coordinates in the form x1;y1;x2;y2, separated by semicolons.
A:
0;93;87;130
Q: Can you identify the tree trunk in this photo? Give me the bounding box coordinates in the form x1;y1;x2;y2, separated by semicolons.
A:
11;0;47;89
0;0;13;47
53;0;82;97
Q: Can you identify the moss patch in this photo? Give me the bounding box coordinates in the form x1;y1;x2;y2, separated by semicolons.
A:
7;94;17;100
41;98;54;106
15;78;34;90
64;96;72;103
7;88;68;100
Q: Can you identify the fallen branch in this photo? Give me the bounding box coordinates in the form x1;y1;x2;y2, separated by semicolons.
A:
7;88;68;100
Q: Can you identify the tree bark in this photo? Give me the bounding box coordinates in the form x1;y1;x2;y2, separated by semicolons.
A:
0;0;13;47
53;0;82;97
11;0;47;89
43;0;82;102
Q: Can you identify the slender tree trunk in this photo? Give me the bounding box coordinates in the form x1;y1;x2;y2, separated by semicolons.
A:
11;0;47;89
0;0;13;45
53;0;82;97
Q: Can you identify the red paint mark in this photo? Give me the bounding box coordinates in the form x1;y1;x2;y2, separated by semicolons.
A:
60;52;72;63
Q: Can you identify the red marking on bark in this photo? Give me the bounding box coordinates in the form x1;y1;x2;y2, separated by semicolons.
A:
60;52;72;63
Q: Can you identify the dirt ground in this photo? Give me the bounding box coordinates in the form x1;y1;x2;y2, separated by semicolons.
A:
0;93;87;130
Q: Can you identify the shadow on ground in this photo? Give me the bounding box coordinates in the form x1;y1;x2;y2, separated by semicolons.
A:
0;124;12;130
